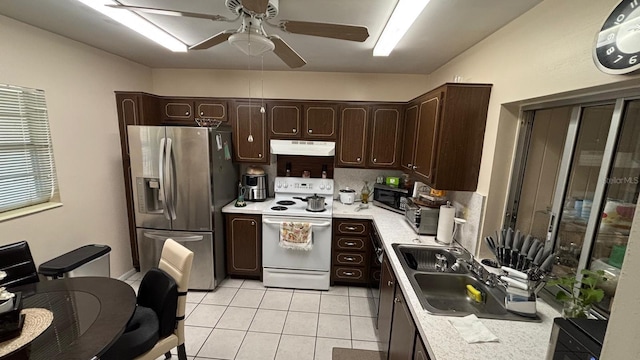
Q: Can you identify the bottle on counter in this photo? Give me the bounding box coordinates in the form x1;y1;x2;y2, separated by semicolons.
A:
361;181;371;204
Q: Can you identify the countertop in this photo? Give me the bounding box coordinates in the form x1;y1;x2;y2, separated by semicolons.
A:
222;199;560;360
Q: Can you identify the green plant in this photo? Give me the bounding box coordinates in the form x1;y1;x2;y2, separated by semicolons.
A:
548;269;607;318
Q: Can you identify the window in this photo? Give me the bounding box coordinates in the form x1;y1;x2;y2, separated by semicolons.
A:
0;84;60;217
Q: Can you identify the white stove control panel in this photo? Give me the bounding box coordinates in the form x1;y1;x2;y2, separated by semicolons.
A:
274;177;334;195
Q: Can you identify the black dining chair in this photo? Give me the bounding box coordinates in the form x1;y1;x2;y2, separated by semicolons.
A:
103;239;194;360
0;241;39;288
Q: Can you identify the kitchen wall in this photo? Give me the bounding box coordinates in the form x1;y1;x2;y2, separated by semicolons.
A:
420;0;640;355
0;15;153;278
424;0;640;243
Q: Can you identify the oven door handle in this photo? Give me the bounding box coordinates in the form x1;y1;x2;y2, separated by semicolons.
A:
263;220;331;227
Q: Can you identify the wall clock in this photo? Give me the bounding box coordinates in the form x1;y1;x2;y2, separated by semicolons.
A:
593;0;640;74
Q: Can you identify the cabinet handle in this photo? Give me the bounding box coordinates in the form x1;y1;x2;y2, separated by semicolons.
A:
344;272;354;276
345;242;356;246
387;280;394;287
412;165;417;170
308;129;313;134
258;153;263;158
356;157;361;162
394;297;400;303
345;257;355;261
200;111;204;116
292;128;297;133
408;163;413;167
185;111;190;116
251;221;255;225
373;158;377;163
345;226;357;231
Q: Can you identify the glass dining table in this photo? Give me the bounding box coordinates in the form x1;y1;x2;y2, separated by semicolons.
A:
2;277;136;360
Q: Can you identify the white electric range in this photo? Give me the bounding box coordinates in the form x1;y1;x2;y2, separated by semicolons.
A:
262;177;334;290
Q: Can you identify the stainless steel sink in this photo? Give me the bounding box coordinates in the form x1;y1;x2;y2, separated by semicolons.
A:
393;244;540;322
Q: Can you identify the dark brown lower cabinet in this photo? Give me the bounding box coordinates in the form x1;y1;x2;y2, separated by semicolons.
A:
413;335;430;360
378;256;396;350
389;290;416;360
225;214;262;278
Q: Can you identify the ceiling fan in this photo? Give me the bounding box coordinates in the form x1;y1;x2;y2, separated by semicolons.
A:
109;0;370;68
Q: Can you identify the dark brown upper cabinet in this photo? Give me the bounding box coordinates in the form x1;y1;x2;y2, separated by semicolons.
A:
268;102;337;140
404;83;492;191
400;104;419;172
304;104;338;140
160;98;195;125
336;105;369;168
268;102;302;139
195;99;227;123
368;105;404;168
231;101;269;164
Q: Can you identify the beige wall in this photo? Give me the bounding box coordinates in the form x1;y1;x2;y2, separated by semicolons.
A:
422;0;640;356
425;0;640;240
0;15;152;278
152;68;430;102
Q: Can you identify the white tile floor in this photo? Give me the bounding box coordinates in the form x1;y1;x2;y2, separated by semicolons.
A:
124;275;383;360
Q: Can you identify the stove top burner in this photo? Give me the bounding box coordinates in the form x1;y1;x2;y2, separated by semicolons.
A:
271;206;288;211
276;200;296;206
306;208;327;213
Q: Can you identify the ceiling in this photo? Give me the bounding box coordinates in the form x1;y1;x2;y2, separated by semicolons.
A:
0;0;542;74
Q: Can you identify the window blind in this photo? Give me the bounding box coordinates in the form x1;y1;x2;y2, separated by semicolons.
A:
0;84;58;213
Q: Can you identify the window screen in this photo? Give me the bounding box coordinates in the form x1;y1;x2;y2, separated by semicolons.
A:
0;84;58;213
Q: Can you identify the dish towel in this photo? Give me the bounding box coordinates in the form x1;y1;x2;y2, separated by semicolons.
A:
448;314;499;344
279;222;312;251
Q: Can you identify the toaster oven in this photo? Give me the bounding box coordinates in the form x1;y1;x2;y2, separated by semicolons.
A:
404;198;439;235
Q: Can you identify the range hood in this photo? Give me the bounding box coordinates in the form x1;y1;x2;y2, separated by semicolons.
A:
270;139;335;156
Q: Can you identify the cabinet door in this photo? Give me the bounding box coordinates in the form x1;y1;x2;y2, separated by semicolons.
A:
401;104;419;172
304;104;337;139
195;100;227;122
413;335;430;360
231;102;269;163
378;256;396;351
269;102;302;139
226;214;262;277
413;93;441;185
336;106;368;168
160;98;195;125
369;105;403;168
389;290;416;360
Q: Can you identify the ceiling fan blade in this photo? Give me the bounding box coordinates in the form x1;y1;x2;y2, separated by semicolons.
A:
278;21;369;42
241;0;269;15
190;31;235;50
107;4;230;21
268;35;306;68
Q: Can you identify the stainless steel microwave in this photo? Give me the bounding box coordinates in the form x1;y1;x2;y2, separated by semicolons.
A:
372;183;410;214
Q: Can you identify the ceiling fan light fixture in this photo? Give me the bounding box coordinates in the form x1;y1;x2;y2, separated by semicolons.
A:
74;0;187;52
373;0;430;57
229;32;275;56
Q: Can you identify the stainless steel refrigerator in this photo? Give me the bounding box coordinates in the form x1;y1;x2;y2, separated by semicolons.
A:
128;125;237;290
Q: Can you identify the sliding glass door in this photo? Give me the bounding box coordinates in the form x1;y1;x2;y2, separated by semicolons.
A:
507;97;639;315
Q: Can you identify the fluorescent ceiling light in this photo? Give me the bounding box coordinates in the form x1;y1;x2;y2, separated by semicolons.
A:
373;0;430;57
74;0;187;52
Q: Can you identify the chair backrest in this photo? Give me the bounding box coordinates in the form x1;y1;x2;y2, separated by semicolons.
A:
0;241;39;288
157;239;193;345
137;268;178;338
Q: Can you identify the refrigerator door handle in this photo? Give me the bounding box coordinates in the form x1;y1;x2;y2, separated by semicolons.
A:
165;137;177;220
143;231;204;242
158;137;171;221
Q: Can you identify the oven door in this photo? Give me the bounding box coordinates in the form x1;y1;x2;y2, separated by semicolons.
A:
262;216;332;271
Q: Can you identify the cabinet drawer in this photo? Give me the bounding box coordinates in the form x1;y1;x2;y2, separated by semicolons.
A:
334;252;367;267
333;267;368;283
335;220;369;235
335;237;367;251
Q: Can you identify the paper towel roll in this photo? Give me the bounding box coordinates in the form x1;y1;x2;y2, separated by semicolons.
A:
436;204;456;244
